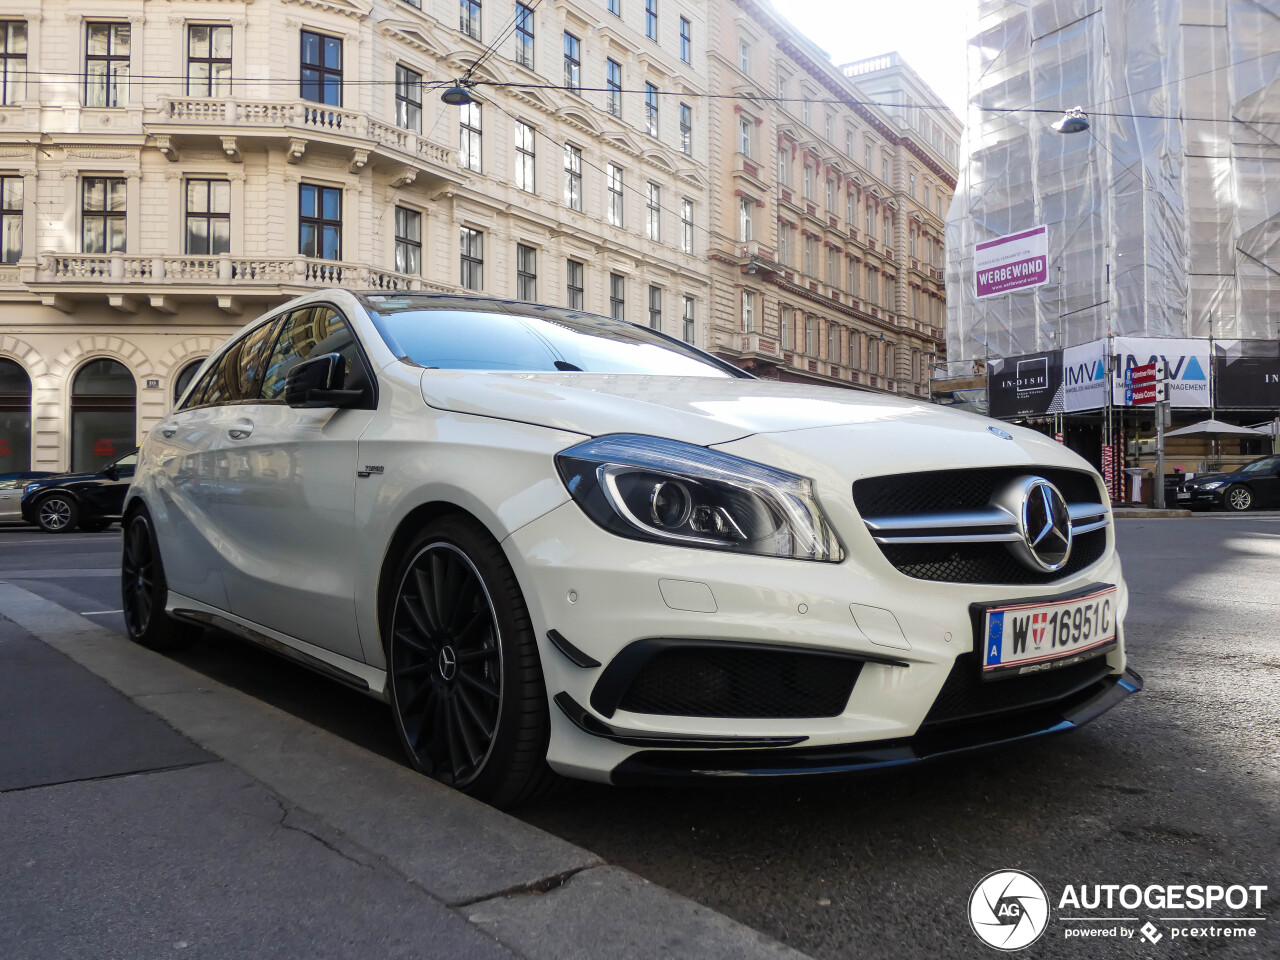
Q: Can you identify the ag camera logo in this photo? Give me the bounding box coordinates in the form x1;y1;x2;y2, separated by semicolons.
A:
969;870;1050;951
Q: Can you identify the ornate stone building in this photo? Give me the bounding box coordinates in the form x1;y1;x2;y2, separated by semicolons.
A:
704;0;958;395
0;0;710;472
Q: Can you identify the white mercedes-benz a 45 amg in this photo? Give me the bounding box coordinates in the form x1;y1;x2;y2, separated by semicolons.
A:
125;291;1140;806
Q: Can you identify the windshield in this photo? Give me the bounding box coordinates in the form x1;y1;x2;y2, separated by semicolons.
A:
362;297;743;378
1241;457;1278;474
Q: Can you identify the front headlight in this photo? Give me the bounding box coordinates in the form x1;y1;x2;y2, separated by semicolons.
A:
555;434;845;562
1200;481;1224;490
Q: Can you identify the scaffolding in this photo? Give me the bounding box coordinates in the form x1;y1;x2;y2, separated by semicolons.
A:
945;0;1280;364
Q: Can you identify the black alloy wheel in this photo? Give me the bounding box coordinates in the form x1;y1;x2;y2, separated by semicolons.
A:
37;493;77;533
387;515;555;807
121;507;194;651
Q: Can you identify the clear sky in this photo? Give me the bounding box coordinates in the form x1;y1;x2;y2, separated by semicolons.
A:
771;0;971;118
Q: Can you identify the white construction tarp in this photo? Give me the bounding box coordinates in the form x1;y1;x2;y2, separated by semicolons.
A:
947;0;1280;362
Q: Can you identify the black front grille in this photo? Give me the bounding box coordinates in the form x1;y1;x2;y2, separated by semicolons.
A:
854;466;1108;585
921;652;1113;729
879;529;1107;585
853;466;1102;518
617;646;862;719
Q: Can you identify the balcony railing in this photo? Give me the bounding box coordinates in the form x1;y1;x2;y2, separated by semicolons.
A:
155;97;455;168
35;253;452;293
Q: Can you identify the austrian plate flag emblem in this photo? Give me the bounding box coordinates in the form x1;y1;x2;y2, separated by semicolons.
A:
1031;613;1047;646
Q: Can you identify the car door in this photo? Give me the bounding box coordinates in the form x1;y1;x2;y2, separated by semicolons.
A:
213;303;377;661
1252;456;1280;507
80;452;136;519
148;320;278;608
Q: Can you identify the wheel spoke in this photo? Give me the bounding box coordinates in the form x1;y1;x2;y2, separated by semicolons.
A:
430;552;450;628
455;683;495;742
398;592;434;642
394;660;434;678
457;668;500;702
454;607;491;645
413;566;442;633
393;625;434;658
442;693;463;781
455;646;497;664
401;677;437;719
450;694;482;769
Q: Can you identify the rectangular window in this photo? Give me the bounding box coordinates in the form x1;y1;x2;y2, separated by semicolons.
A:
738;197;752;241
847;192;854;225
801;97;809;127
739;117;751;157
827;248;838;288
566;259;584;309
609;273;625;320
679;17;691;63
805;316;816;355
825;114;833;142
514;2;534;68
645;182;661;241
777;146;788;185
0;176;22;263
825;177;834;212
828;323;838;362
645;0;657;41
395;64;422;132
564;143;583;211
86;23;130;107
682;295;694;343
460;101;482;172
779;225;789;265
608;0;621;17
516;243;537;300
185;179;230;256
187;24;231;97
883;215;891;245
738;39;749;73
908;172;916;198
300;30;341;106
679;103;692;155
881;157;889;182
845;131;853;159
0;22;27;105
865;203;873;238
742;290;755;332
606;59;622;117
848;259;857;296
644;82;658;137
779;305;791;349
804;235;815;276
680;198;693;254
563;33;580;93
461;0;482;40
298;183;341;260
923;184;930;210
864;143;872;170
606;162;624;226
514;120;536;193
803;163;813;200
82;177;126;254
395;206;422;275
776;74;786;101
909;230;917;258
648;284;662;329
460;225;483;290
866;270;876;305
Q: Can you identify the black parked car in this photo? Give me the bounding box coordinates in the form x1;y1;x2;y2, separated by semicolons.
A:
20;451;138;533
1173;454;1280;512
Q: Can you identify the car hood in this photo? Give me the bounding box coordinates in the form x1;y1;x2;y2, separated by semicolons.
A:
23;471;99;487
418;370;1083;475
1186;472;1232;486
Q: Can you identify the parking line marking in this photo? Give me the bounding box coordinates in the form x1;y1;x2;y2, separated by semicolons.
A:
81;610;124;616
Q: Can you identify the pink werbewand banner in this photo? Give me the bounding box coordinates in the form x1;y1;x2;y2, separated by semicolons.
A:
974;225;1049;299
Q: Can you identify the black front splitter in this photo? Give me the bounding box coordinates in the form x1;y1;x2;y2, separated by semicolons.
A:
609;667;1143;786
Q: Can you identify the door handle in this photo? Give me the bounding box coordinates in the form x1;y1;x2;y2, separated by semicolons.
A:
227;420;254;441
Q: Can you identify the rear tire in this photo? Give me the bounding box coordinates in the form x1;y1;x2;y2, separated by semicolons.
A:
122;506;197;651
385;513;557;808
1225;484;1253;512
36;493;78;533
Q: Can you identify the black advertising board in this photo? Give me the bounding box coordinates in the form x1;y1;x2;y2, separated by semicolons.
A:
1214;341;1280;410
987;350;1063;419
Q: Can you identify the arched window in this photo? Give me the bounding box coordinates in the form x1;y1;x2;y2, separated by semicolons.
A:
173;358;206;405
71;359;135;471
0;358;32;472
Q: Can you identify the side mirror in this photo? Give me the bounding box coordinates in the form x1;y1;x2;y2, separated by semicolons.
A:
103;465;119;481
284;353;364;409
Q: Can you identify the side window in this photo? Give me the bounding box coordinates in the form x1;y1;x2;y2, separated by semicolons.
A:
259;305;359;401
183;319;278;408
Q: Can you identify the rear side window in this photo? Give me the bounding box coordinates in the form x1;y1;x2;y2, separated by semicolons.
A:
184;319;278;408
260;306;359;401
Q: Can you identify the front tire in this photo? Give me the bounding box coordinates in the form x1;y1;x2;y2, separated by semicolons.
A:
122;507;196;651
1224;484;1253;512
386;514;555;807
36;493;78;533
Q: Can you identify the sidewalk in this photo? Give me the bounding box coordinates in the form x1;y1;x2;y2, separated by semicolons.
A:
0;583;809;960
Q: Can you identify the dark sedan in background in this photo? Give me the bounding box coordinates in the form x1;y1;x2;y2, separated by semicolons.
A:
20;451;138;533
1173;454;1280;511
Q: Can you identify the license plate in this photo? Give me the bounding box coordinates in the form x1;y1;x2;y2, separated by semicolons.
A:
981;586;1117;679
1176;491;1190;500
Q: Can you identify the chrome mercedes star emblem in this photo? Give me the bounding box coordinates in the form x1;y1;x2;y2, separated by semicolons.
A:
988;426;1013;440
1019;479;1073;571
438;645;458;681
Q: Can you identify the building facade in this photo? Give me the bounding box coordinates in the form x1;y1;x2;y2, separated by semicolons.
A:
0;0;710;473
703;0;958;396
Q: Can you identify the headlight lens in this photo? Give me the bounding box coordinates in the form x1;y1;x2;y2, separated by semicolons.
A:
1200;481;1223;490
555;434;845;562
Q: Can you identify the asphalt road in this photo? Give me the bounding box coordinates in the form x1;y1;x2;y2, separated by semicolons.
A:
1;516;1276;959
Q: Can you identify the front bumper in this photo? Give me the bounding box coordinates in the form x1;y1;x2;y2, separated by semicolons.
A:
1172;487;1221;509
503;500;1134;784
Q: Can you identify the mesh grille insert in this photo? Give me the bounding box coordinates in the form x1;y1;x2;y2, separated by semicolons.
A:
922;653;1113;729
617;646;862;719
